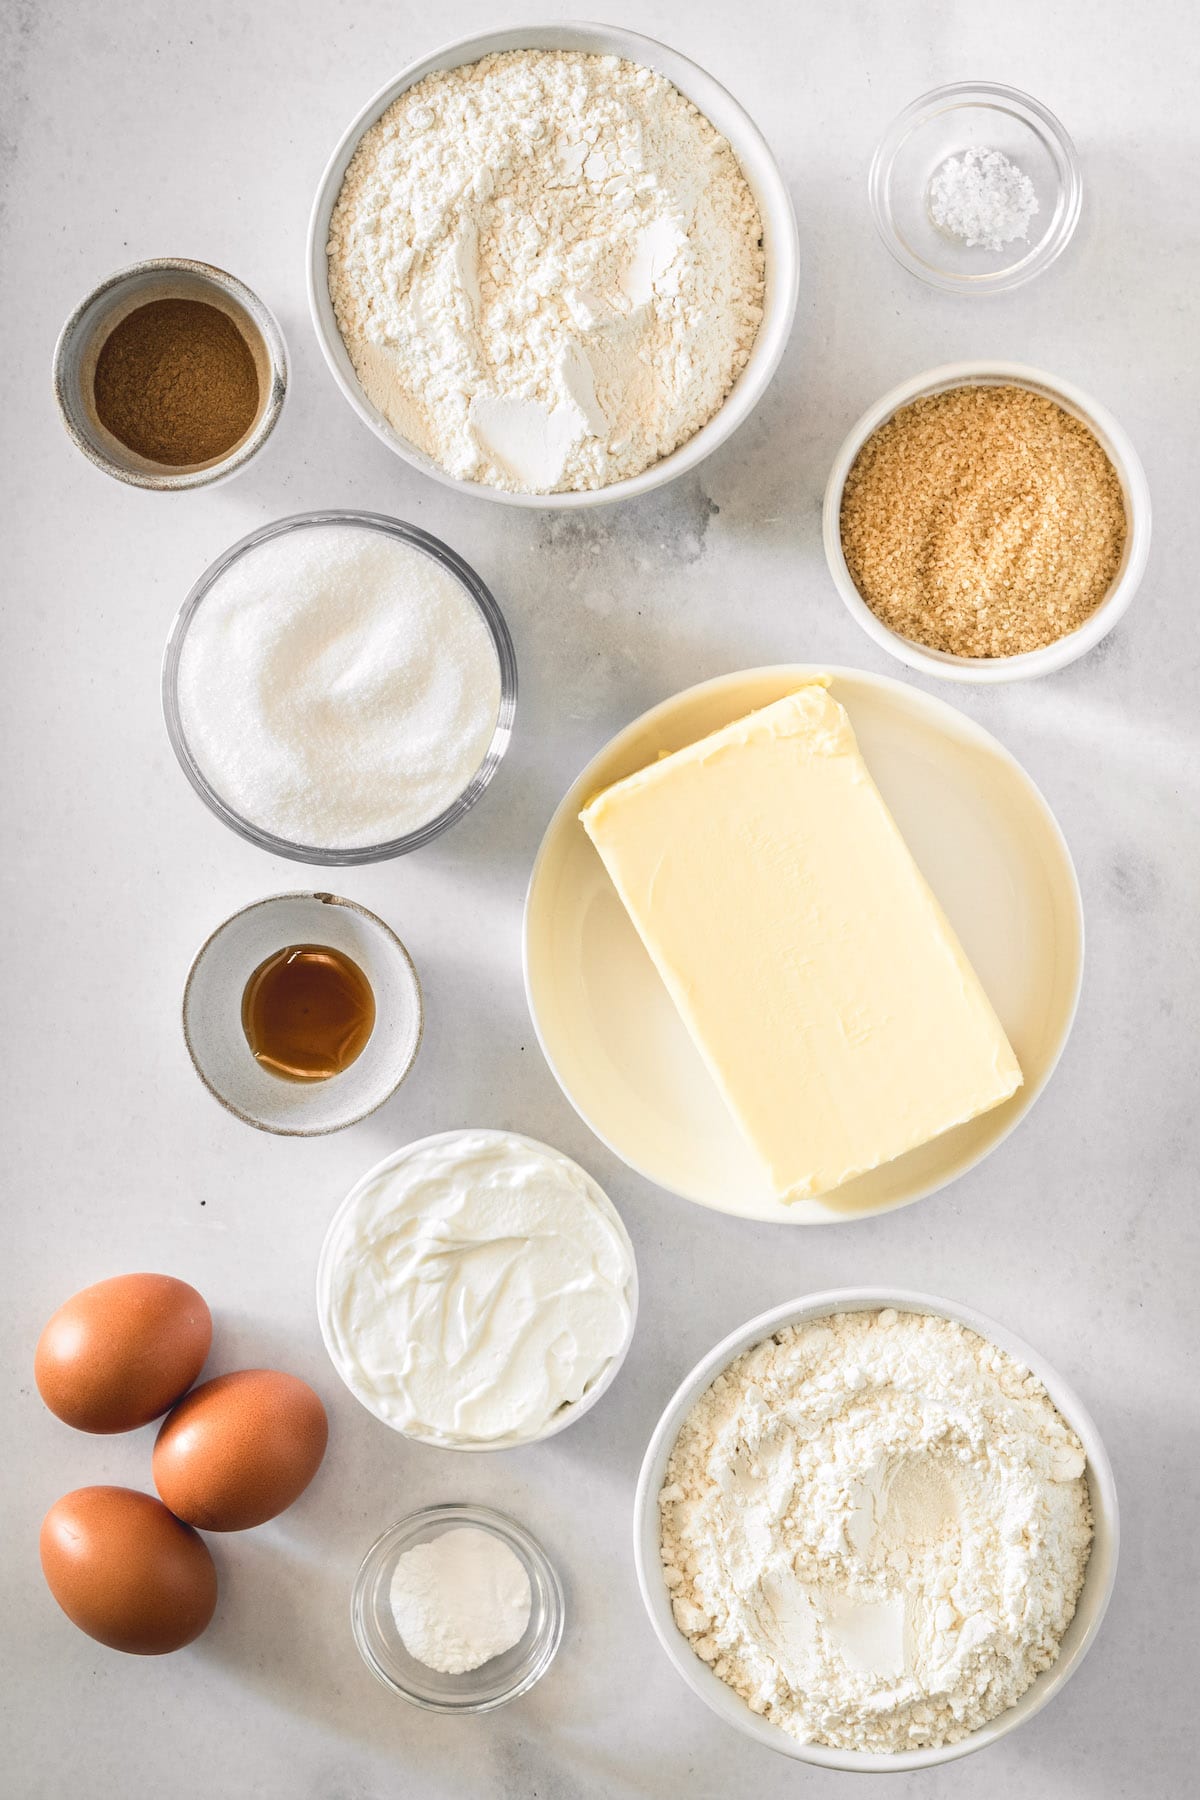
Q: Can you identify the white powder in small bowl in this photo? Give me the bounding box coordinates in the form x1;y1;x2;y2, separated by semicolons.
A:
927;147;1039;252
390;1527;532;1674
176;522;503;850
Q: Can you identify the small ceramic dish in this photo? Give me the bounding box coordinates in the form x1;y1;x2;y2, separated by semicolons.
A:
52;257;287;489
182;893;422;1136
823;362;1152;683
352;1505;564;1711
869;82;1081;293
161;510;517;865
307;21;799;509
633;1288;1118;1773
316;1130;639;1446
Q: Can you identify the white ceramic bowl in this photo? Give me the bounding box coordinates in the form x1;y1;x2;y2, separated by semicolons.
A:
316;1130;639;1448
306;22;799;509
633;1288;1119;1773
823;362;1151;682
182;893;423;1135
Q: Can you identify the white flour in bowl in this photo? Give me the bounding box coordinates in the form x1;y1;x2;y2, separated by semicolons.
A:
659;1309;1092;1754
327;50;765;494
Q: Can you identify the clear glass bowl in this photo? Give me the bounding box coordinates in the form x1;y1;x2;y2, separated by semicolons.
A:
869;82;1082;294
161;510;517;865
351;1505;564;1711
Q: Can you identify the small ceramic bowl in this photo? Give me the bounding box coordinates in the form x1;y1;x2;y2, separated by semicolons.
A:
869;82;1081;294
182;893;423;1136
352;1505;564;1711
822;361;1152;683
52;257;287;489
634;1288;1118;1773
307;21;799;509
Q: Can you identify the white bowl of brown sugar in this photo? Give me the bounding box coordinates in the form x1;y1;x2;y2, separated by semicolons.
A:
822;362;1151;683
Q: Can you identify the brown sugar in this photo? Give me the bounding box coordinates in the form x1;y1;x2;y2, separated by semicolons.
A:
92;297;260;466
839;384;1127;658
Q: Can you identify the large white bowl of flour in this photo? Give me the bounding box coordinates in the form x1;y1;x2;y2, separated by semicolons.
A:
633;1290;1118;1772
307;23;799;507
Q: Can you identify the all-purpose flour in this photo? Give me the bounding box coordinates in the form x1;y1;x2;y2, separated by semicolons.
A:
327;51;765;494
659;1310;1092;1753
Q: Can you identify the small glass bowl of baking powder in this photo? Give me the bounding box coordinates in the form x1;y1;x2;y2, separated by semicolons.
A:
869;82;1082;293
351;1505;565;1712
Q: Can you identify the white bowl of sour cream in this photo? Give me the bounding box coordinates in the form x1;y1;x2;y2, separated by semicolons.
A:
317;1130;638;1449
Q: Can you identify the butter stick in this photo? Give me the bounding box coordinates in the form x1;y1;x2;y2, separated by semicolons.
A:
580;685;1022;1200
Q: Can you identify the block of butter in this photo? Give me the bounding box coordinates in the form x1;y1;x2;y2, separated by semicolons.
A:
579;683;1022;1200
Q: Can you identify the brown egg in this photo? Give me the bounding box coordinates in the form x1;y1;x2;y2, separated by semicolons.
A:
153;1369;328;1531
35;1274;212;1434
40;1486;217;1654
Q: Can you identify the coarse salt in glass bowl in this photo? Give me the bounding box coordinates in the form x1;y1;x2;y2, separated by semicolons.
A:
869;82;1082;294
351;1505;565;1711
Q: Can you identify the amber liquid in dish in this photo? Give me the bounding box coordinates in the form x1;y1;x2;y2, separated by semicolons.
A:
241;945;375;1082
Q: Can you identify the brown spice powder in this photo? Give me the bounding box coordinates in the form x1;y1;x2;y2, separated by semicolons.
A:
839;384;1127;658
92;298;260;466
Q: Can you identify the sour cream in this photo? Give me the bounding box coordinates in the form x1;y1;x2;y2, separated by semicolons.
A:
317;1130;636;1448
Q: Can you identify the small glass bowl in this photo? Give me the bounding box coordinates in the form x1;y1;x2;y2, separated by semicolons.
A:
351;1505;564;1712
869;82;1082;294
161;510;517;865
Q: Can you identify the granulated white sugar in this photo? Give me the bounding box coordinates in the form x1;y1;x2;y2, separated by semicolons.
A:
177;523;502;849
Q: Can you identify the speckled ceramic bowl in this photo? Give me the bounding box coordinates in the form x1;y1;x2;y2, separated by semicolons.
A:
53;258;287;489
182;893;423;1135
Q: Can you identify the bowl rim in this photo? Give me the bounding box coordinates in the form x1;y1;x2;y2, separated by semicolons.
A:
632;1286;1119;1773
161;508;517;863
51;256;289;490
867;80;1083;295
305;19;800;509
315;1127;640;1448
522;661;1085;1222
822;361;1152;683
350;1502;566;1710
180;890;424;1137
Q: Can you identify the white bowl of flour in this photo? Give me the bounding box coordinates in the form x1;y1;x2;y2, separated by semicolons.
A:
633;1289;1118;1772
307;24;799;507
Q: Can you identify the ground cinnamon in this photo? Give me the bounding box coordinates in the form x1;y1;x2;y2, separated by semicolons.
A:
92;297;259;466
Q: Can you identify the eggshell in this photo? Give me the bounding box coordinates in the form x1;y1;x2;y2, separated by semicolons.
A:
35;1273;212;1434
153;1369;328;1531
40;1486;217;1654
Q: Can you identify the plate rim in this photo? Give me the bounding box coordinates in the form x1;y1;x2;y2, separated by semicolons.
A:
522;664;1085;1224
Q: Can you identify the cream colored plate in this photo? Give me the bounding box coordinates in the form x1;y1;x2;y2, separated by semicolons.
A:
523;666;1083;1224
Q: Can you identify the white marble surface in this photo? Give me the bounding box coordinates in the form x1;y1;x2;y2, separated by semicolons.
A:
3;1;1198;1794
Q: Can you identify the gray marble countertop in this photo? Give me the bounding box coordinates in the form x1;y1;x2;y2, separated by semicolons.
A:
3;1;1197;1795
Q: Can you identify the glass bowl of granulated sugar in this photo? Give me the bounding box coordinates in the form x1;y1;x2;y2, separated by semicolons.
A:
162;511;516;864
869;82;1082;294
